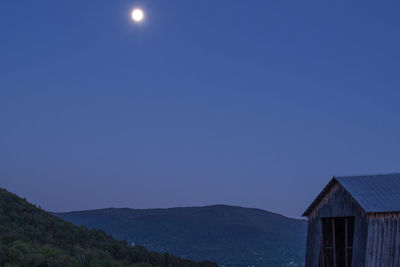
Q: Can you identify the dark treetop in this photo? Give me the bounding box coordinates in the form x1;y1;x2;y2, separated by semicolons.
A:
0;187;217;267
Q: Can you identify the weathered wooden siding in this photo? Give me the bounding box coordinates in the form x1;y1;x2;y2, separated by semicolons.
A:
305;183;368;267
364;213;400;267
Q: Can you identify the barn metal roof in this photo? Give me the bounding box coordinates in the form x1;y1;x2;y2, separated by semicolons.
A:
302;174;400;216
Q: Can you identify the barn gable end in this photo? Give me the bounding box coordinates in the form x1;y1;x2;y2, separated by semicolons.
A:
305;181;368;267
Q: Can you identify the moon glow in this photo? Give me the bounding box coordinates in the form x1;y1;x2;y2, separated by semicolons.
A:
131;9;144;22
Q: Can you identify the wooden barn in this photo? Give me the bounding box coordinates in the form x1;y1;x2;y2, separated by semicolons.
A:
303;174;400;267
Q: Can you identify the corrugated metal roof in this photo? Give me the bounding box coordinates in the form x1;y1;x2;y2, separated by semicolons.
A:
336;174;400;213
302;174;400;216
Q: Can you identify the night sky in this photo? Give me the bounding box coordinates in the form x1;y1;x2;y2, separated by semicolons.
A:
1;1;400;218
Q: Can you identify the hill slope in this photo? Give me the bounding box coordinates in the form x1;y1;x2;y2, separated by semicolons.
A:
0;188;217;267
56;205;307;266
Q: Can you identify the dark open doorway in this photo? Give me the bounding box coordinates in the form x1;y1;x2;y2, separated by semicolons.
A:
321;217;354;267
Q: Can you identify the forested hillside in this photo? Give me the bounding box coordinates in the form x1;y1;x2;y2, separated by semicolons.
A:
0;188;217;267
57;205;307;266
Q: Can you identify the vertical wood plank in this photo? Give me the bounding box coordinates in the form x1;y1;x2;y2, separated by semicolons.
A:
333;218;336;267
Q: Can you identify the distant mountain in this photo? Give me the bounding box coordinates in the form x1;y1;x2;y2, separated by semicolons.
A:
55;205;307;266
0;187;217;267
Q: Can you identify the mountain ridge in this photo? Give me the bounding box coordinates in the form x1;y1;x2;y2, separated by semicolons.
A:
56;204;307;266
56;204;303;221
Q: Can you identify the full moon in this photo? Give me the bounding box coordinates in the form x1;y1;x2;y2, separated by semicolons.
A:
131;9;144;22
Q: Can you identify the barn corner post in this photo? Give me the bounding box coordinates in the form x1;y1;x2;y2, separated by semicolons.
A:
304;211;322;267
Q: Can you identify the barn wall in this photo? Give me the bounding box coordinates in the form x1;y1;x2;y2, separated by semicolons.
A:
364;213;400;267
305;183;368;267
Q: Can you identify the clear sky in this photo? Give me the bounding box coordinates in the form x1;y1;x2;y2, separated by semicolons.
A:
1;1;400;218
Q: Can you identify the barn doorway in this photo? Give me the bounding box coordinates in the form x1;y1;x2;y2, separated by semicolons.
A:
321;217;354;267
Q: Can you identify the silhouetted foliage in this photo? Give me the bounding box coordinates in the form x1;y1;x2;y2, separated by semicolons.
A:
0;188;218;267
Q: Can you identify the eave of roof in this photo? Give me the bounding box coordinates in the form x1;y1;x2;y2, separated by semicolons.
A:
302;177;338;217
302;174;400;217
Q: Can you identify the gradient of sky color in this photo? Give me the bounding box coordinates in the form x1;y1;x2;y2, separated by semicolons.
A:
1;1;400;218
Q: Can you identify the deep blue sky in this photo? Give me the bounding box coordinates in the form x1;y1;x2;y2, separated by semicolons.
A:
1;1;400;218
